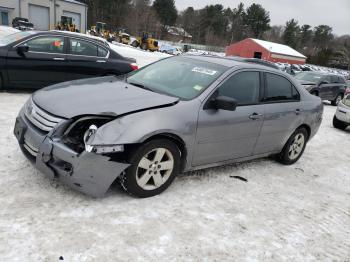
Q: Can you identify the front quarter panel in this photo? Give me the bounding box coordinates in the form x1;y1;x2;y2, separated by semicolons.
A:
90;100;201;169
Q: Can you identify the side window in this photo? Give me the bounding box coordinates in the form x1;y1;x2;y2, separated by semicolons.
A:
338;76;345;84
265;73;299;102
25;36;64;54
98;46;108;57
324;75;332;83
218;71;260;105
69;38;98;56
331;75;339;83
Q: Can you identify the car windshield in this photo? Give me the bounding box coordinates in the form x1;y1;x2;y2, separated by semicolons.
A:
294;72;324;83
0;31;35;46
126;56;227;99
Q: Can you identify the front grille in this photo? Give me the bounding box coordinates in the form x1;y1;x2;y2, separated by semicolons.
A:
23;139;38;157
25;99;64;132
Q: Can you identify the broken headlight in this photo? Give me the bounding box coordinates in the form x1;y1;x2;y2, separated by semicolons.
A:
63;116;121;154
83;124;124;154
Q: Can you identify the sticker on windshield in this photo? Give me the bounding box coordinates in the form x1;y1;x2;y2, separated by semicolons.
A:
192;67;217;76
193;85;204;91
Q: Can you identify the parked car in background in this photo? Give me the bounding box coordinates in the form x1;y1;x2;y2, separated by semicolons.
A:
295;72;346;105
0;26;20;38
14;55;323;198
0;31;137;89
346;80;350;95
12;17;34;31
333;95;350;130
159;44;182;55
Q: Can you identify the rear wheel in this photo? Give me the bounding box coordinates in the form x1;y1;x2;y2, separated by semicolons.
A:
120;139;181;198
131;40;139;48
333;115;348;130
141;43;148;50
331;93;343;106
277;128;308;165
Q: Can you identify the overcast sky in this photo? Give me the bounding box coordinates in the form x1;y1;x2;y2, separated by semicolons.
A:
174;0;350;36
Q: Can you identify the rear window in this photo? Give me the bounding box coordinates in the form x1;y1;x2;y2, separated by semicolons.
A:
69;38;98;56
265;73;299;102
98;46;108;57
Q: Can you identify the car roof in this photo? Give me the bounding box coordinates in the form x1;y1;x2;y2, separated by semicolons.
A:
33;30;109;46
183;54;282;72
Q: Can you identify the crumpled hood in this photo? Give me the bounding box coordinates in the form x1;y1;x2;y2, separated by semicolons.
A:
32;76;179;119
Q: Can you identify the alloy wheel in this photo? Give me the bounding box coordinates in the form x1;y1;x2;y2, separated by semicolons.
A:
136;148;174;190
288;133;305;160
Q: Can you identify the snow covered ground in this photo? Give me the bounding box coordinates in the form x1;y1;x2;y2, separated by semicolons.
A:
0;47;349;260
109;42;171;68
0;93;349;261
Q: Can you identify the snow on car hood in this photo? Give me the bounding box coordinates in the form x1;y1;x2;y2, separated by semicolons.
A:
32;76;179;119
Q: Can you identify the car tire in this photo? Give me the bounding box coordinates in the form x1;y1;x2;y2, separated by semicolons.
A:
277;127;309;165
131;40;139;48
120;139;181;198
333;115;348;130
141;43;148;50
331;93;343;106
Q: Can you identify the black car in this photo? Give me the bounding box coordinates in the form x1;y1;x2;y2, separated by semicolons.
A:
0;31;138;89
12;17;34;31
295;72;346;105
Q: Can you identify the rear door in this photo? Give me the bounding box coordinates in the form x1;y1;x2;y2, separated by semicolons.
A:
6;35;67;88
65;37;109;80
330;75;342;99
193;70;264;166
254;72;302;155
318;75;332;99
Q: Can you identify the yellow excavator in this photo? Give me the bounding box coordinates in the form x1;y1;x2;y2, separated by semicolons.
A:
115;28;131;45
131;32;159;51
90;22;113;42
55;16;79;32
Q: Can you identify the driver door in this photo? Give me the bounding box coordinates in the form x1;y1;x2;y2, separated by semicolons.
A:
192;71;265;166
6;35;67;89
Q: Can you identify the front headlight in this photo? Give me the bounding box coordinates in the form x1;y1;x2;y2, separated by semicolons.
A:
83;124;124;154
63;116;115;153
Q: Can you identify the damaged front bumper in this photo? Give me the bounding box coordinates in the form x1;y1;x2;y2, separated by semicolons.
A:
14;109;130;197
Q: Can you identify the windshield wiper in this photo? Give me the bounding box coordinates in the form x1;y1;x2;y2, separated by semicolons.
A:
128;81;154;92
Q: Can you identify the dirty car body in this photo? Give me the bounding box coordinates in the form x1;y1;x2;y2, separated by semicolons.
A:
14;56;323;197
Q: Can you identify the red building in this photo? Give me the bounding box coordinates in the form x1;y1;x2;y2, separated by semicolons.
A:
226;38;306;65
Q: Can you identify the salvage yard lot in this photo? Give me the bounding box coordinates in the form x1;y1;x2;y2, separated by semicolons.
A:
0;92;349;261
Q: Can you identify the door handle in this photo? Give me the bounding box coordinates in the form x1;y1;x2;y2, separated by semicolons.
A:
96;60;106;63
249;113;263;120
53;57;65;61
295;109;302;115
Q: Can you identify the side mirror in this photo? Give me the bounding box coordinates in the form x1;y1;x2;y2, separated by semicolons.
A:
211;96;238;111
16;45;29;55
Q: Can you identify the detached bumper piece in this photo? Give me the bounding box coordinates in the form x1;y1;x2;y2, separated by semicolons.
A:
14;113;130;198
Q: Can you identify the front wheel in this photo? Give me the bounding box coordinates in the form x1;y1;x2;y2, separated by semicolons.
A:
277;128;308;165
120;139;181;198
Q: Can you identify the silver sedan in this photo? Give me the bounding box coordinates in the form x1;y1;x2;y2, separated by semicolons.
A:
14;55;323;198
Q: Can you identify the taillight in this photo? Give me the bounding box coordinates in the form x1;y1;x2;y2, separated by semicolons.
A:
130;63;138;71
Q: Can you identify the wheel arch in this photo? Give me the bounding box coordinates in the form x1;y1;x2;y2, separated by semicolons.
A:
143;133;188;172
296;124;311;139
